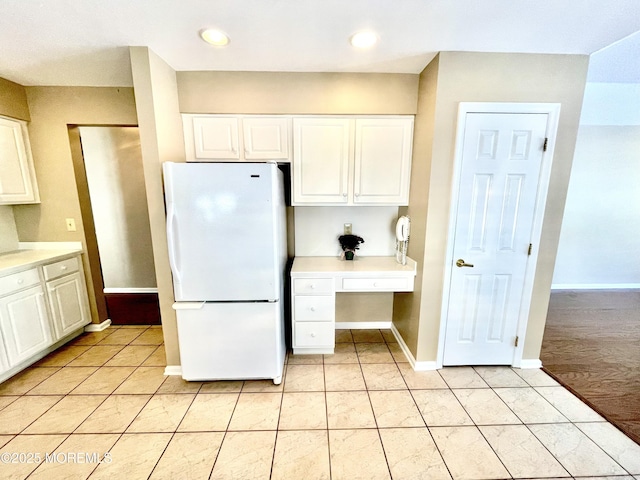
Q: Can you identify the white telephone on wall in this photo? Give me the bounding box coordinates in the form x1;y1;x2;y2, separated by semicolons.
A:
396;215;410;242
395;216;410;265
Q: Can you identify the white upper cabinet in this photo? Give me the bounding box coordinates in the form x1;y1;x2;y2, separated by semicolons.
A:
0;116;40;205
242;117;290;160
292;116;414;206
292;118;351;204
183;115;290;161
353;118;413;205
191;116;240;159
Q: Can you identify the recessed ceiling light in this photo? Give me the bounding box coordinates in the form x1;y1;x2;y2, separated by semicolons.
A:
350;31;378;49
200;28;230;47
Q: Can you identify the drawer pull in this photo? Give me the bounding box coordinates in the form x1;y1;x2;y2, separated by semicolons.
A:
310;307;316;312
373;282;378;287
309;284;315;289
310;332;316;337
61;265;68;271
17;279;24;284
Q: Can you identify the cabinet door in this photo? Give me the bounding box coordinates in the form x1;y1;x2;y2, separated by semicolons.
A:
242;117;290;160
292;118;351;204
0;285;53;366
0;116;40;204
46;272;91;339
191;116;240;159
353;118;413;205
0;329;10;375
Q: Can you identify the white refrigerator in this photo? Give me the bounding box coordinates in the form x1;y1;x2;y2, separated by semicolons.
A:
163;162;287;384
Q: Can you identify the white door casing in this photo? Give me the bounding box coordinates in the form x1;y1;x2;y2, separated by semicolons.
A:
440;103;560;367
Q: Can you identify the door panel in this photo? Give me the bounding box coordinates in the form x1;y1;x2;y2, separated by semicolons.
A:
444;112;549;365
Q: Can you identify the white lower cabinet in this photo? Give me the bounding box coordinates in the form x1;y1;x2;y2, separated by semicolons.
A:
291;278;335;354
0;285;52;367
46;272;90;339
0;253;90;379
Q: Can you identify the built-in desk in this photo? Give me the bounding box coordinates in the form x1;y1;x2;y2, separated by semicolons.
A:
290;256;417;354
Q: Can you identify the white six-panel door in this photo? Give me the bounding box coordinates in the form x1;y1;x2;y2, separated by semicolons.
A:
443;111;551;365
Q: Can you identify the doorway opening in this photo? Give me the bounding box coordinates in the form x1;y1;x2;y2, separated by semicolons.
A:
69;126;159;325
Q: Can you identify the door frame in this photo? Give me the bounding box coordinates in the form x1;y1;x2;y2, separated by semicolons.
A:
437;102;561;368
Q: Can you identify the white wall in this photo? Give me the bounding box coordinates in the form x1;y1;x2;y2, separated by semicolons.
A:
294;206;399;257
0;206;18;253
552;83;640;288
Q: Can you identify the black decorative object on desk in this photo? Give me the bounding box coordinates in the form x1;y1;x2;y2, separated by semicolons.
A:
338;234;365;260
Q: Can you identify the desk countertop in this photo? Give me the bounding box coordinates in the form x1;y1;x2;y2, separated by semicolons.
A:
291;256;417;275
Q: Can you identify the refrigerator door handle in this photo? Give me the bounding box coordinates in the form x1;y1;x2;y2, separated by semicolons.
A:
166;204;182;284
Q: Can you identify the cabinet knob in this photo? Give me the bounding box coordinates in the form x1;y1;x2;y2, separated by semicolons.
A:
342;193;347;197
310;332;316;337
17;279;24;284
373;282;378;287
310;307;316;312
61;265;68;270
355;192;360;197
309;284;315;289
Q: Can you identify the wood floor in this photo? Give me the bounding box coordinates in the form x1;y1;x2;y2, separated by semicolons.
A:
541;289;640;445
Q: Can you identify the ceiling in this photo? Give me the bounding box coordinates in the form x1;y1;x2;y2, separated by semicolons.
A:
1;0;639;87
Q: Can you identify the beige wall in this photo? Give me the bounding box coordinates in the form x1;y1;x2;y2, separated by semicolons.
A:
130;47;186;367
394;52;589;363
392;55;440;355
12;87;138;323
0;77;30;121
178;72;418;115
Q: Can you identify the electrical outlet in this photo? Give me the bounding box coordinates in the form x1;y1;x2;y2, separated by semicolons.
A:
344;223;352;235
65;218;76;232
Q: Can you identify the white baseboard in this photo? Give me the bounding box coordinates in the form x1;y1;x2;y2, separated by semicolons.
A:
84;319;112;332
164;365;182;376
551;283;640;290
103;288;158;294
388;323;438;370
19;241;83;250
335;321;392;329
518;359;543;369
0;329;84;383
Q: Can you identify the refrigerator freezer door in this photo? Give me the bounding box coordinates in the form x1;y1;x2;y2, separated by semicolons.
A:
174;301;286;382
164;162;284;301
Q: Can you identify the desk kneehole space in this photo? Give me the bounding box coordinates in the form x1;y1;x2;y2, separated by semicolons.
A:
290;256;417;354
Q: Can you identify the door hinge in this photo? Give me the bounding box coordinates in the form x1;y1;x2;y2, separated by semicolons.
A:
528;243;533;256
515;336;519;347
543;137;548;152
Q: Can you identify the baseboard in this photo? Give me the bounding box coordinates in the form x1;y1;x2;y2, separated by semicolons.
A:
551;283;640;290
84;319;112;332
19;241;83;250
335;321;392;329
0;328;84;383
388;323;438;370
103;287;158;294
105;292;161;325
518;359;543;369
164;365;182;376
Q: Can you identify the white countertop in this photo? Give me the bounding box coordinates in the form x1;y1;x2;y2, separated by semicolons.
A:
0;248;83;276
291;256;417;275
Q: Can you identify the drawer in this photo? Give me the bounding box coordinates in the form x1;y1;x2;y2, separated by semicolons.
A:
341;277;409;292
294;295;334;322
293;278;333;295
294;322;335;348
43;257;80;281
0;268;40;296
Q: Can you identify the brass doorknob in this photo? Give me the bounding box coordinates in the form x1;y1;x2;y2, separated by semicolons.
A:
456;259;474;268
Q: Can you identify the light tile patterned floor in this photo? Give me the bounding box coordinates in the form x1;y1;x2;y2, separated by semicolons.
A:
0;326;639;479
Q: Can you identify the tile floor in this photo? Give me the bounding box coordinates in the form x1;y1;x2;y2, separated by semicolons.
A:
0;326;639;479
